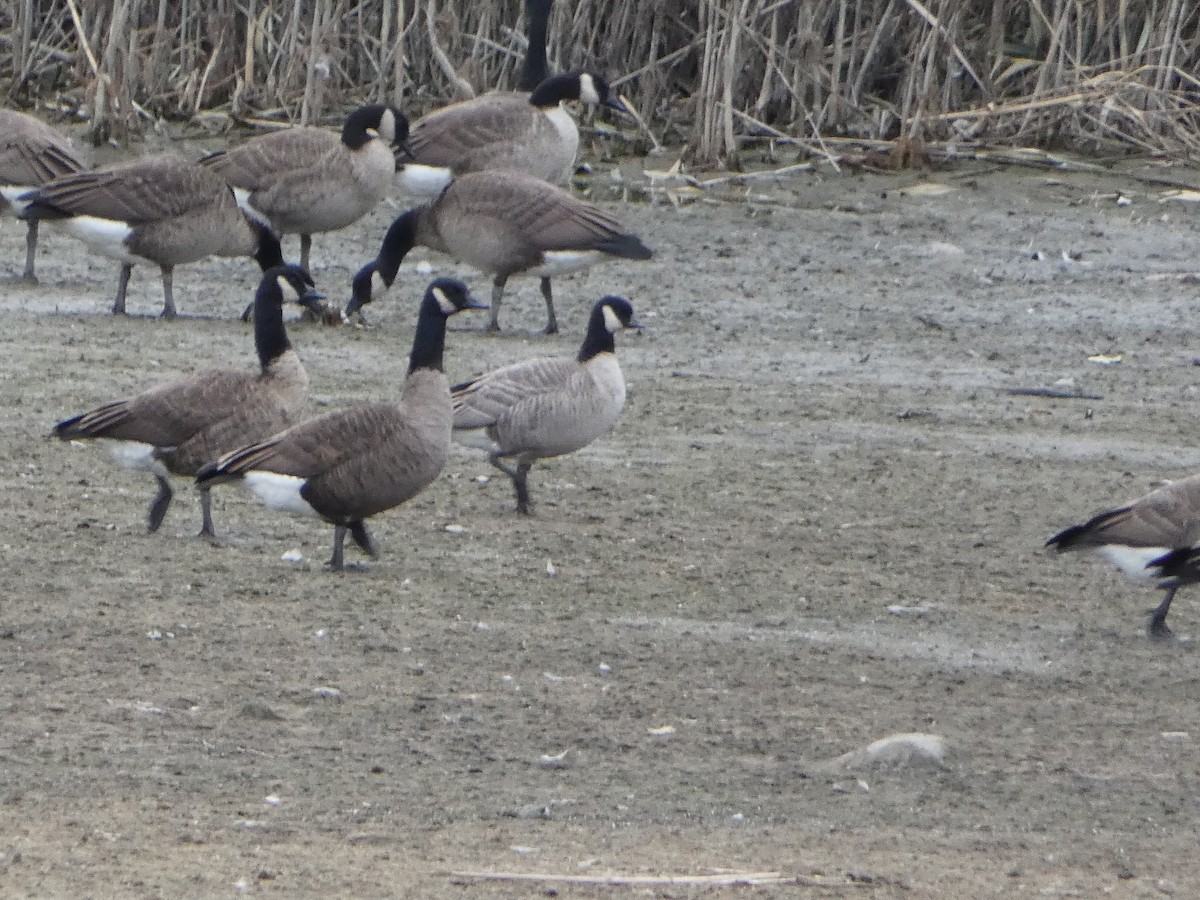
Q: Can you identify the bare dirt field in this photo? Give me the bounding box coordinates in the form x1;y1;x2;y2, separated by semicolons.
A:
5;150;1200;898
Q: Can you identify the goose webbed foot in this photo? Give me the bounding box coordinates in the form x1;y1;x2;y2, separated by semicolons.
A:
1148;587;1179;642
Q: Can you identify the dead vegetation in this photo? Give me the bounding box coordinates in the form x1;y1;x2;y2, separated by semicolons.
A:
3;1;1200;162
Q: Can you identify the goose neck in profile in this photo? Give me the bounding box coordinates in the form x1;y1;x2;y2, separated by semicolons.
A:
528;74;580;108
253;279;293;370
377;209;422;284
251;220;286;271
408;295;450;375
519;0;553;91
577;305;618;363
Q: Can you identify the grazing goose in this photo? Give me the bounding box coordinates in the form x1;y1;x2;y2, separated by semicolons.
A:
452;294;640;514
396;70;628;198
0;109;86;282
347;169;652;334
20;155;285;317
1046;473;1200;639
52;265;326;538
196;278;488;571
200;104;409;272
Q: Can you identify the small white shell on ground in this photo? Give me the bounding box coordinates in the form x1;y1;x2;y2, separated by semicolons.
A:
281;549;305;563
539;750;570;769
444;524;465;535
647;724;675;736
825;732;947;771
311;686;343;701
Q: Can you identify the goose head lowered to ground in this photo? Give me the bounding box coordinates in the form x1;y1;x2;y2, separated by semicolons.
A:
201;103;409;272
196;278;489;571
451;294;641;515
52;265;326;538
347;169;651;334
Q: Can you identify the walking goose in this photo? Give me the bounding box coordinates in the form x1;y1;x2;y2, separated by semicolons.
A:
201;104;409;272
452;294;640;514
1047;473;1200;639
346;169;652;334
396;69;628;198
0;109;86;282
52;265;326;538
20;155;285;317
196;278;488;571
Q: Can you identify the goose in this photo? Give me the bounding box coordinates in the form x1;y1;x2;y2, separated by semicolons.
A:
0;108;86;282
200;104;409;272
196;278;488;571
396;69;628;198
451;294;640;514
52;264;326;538
20;155;286;318
1046;473;1200;640
346;169;652;334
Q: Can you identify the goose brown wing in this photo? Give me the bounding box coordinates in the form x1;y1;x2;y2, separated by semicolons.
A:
0;125;83;186
1051;475;1200;549
54;370;256;448
452;357;576;429
26;158;225;223
406;95;536;170
213;402;398;479
200;129;337;189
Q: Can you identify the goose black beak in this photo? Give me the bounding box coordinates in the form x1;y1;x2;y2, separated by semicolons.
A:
627;316;644;333
465;294;490;311
605;94;634;117
299;288;330;318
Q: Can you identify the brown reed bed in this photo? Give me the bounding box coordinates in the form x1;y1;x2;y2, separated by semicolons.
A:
3;1;1200;162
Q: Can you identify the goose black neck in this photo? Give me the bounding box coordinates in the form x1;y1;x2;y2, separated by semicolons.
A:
253;223;285;271
378;209;420;285
577;305;615;362
519;0;553;91
253;282;291;370
408;296;449;375
529;74;577;107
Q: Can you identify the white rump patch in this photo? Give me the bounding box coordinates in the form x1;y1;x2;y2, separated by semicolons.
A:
1;185;35;214
243;472;320;518
532;250;603;278
63;216;140;263
396;164;453;198
98;439;168;476
1099;544;1172;580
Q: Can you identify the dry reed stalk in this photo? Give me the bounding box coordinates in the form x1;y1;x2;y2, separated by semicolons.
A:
4;1;1200;159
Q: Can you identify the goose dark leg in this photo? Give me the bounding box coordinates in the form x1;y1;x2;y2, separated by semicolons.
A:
348;520;378;559
488;275;508;331
513;460;534;514
159;265;177;319
540;277;557;334
148;474;173;533
1148;586;1178;641
198;487;218;541
113;263;133;315
23;220;39;283
300;234;312;273
329;525;348;571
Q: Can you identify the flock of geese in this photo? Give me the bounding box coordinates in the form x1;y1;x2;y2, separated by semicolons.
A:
5;2;1200;635
4;0;652;571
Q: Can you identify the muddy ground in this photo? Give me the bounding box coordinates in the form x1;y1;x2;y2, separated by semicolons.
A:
4;148;1200;898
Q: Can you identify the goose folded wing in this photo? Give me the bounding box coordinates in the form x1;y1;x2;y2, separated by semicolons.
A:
452;357;577;428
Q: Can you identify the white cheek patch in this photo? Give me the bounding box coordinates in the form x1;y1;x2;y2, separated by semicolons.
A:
432;286;455;314
243;472;321;518
276;275;300;303
578;73;601;105
1;185;35;213
371;269;390;299
1099;544;1173;581
378;110;396;142
64;216;140;264
602;304;623;333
